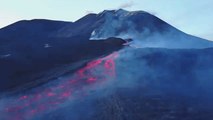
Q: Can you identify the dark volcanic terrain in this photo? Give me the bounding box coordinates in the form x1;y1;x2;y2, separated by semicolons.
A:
0;9;213;120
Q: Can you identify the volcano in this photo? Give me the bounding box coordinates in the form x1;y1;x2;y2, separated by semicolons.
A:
0;9;213;120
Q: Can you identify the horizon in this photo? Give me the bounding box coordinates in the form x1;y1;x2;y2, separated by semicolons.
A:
0;0;212;40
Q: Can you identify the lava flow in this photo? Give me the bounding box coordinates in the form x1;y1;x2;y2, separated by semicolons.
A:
0;52;119;120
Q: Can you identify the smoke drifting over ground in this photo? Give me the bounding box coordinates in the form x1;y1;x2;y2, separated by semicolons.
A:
1;47;213;120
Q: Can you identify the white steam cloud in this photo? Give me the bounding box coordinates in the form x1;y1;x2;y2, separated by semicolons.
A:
118;1;135;9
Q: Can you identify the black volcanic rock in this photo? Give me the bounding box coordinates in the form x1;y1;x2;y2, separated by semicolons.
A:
0;36;125;92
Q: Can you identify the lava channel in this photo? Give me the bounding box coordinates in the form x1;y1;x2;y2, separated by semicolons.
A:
0;52;119;120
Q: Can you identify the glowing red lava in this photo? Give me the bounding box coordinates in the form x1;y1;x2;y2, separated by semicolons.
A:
1;52;119;120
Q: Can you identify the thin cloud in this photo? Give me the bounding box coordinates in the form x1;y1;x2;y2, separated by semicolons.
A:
118;1;135;9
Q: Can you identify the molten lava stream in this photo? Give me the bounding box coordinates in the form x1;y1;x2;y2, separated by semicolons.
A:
1;52;119;120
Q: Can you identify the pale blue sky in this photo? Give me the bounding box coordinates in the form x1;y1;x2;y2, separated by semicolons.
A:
0;0;212;40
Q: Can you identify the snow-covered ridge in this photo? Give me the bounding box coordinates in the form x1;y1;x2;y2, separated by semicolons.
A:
90;9;141;40
90;9;213;48
90;9;169;47
90;9;165;41
97;9;147;17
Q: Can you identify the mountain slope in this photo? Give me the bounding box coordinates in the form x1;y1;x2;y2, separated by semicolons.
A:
0;19;71;40
0;9;213;91
0;9;212;49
